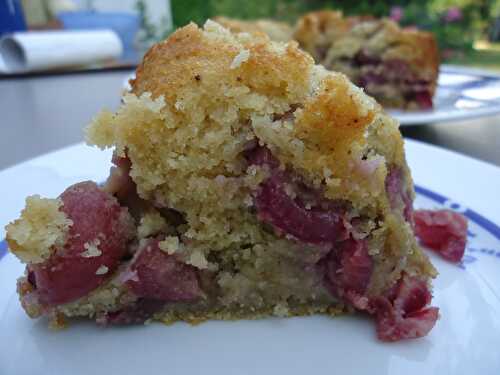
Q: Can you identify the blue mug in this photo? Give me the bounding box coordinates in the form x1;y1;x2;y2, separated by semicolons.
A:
0;0;26;35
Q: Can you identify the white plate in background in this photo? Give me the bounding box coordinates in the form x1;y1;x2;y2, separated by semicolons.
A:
0;140;499;375
390;65;500;125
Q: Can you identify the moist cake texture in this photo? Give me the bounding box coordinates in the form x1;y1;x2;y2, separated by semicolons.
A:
6;21;439;341
294;11;439;109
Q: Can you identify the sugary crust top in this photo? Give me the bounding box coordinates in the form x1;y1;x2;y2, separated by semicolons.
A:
294;11;439;86
131;21;312;108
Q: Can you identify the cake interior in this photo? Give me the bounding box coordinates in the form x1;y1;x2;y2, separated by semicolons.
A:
10;93;436;340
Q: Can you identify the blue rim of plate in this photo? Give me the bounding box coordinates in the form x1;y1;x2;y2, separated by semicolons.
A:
1;184;499;261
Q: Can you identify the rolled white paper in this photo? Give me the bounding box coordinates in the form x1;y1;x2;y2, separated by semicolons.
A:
0;30;123;73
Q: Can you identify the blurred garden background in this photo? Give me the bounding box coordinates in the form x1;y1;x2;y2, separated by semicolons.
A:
171;0;500;71
6;0;500;71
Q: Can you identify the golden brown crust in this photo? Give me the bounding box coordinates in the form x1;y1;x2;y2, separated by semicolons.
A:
295;74;374;153
155;302;348;326
132;22;312;105
130;21;379;179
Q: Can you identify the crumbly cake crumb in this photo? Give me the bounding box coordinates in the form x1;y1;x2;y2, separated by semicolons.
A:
159;236;181;255
138;210;170;239
186;250;209;269
6;196;72;264
57;281;135;318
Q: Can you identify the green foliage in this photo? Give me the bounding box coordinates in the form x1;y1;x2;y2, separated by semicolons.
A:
171;0;309;26
171;0;211;27
169;0;499;59
397;1;491;54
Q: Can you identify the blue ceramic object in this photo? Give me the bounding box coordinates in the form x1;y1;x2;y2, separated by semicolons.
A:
57;11;140;62
0;0;26;35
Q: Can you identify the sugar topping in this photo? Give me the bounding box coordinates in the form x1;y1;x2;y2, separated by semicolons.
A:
5;196;72;264
81;238;102;258
95;265;109;275
159;236;180;255
230;49;250;69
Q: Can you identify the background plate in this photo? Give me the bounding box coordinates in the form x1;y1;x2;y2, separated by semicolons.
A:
390;65;500;125
0;140;499;374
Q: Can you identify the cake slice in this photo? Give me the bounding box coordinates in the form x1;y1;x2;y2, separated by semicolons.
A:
214;16;293;42
6;21;439;341
294;11;439;110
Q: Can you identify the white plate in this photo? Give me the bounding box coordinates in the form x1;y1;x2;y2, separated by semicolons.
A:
390;65;500;125
1;140;499;375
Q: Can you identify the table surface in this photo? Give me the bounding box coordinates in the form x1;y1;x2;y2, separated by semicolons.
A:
1;70;499;171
